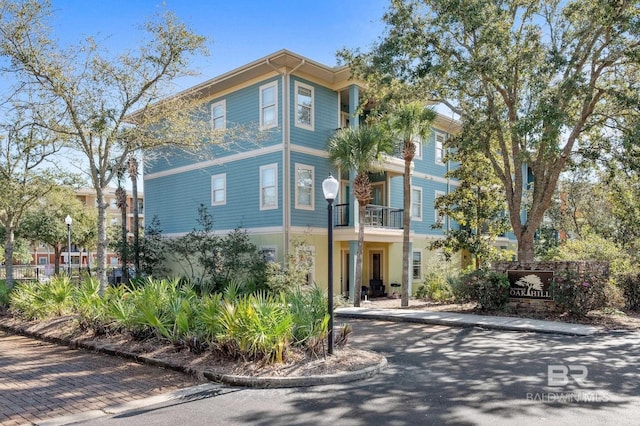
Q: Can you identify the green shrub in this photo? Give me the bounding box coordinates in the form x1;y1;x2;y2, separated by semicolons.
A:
0;280;9;308
415;272;454;302
287;285;329;354
617;272;640;311
459;269;510;310
553;234;633;276
549;269;607;316
9;276;75;319
73;276;105;332
216;292;293;363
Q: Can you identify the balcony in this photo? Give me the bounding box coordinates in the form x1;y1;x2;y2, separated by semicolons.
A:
335;204;403;229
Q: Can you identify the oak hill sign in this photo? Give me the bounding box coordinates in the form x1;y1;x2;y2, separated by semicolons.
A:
507;270;553;299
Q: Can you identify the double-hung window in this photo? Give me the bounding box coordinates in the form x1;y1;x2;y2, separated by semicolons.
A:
211;174;226;206
295;164;314;210
260;164;278;210
435;132;446;165
260;82;278;129
294;82;314;130
211;100;226;130
412;251;422;280
411;186;423;221
413;135;422;160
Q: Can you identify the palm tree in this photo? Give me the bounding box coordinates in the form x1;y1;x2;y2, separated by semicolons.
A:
115;169;128;282
386;102;436;307
127;156;140;276
328;125;393;307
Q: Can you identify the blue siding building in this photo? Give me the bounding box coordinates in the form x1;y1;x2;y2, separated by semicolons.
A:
144;50;515;299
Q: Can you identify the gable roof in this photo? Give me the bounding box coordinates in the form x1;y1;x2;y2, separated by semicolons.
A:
176;49;355;100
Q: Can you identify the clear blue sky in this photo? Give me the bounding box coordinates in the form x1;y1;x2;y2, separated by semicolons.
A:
30;1;391;189
50;0;389;88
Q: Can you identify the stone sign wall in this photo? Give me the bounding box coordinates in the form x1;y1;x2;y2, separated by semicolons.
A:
492;261;610;310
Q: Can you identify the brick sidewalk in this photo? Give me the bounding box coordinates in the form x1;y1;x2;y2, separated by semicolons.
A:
0;331;199;426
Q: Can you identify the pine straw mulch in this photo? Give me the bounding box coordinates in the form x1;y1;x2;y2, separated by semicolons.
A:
361;297;640;331
0;312;384;381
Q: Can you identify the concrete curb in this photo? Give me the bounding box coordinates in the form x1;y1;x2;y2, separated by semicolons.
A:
203;356;388;388
335;308;602;336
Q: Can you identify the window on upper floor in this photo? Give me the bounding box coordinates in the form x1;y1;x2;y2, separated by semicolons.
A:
211;173;226;206
110;198;118;210
295;82;314;130
295;164;314;210
435;190;446;226
211;100;226;130
411;186;423;221
413;135;422;160
435;132;446;165
260;81;278;130
260;163;278;210
412;251;422;280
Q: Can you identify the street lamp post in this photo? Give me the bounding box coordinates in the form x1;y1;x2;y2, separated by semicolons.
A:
65;215;72;276
322;174;339;355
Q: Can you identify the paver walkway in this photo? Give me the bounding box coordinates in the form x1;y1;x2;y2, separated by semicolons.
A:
0;331;198;426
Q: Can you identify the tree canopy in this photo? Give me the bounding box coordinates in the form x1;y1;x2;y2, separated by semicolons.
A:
0;0;208;291
341;0;640;261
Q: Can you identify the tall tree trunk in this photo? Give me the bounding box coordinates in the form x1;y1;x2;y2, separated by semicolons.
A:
4;228;15;290
517;230;536;263
53;243;61;275
354;201;366;308
116;186;128;283
95;189;108;294
401;142;415;307
128;157;140;276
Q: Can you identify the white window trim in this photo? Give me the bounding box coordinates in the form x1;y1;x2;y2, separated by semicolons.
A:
294;81;314;131
260;163;278;210
435;190;446;225
294;163;314;210
259;81;278;130
413;135;422;160
411;186;423;221
412;251;422;281
211;173;226;206
435;131;446;165
211;100;226;130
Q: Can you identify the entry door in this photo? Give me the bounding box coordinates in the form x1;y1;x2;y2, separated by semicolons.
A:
371;252;382;280
341;251;350;298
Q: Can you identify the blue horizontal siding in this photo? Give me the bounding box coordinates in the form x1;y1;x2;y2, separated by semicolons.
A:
290;77;339;151
290;153;336;228
145;151;283;234
413;129;450;176
146;77;283;176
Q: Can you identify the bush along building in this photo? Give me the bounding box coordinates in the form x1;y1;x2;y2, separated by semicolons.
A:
143;50;515;300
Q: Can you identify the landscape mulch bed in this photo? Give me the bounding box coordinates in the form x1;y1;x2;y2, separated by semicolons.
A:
0;312;384;381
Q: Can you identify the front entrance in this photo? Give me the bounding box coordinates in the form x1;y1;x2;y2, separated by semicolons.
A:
369;250;385;297
341;250;350;298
